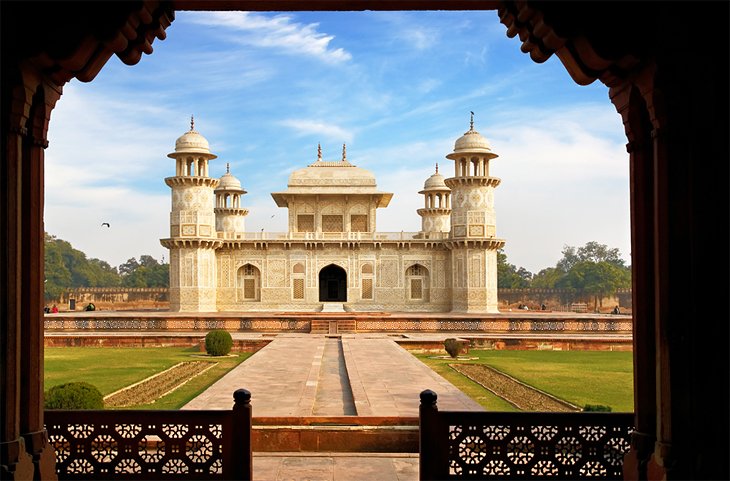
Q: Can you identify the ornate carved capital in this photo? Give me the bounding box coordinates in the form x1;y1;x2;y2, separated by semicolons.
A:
498;1;645;87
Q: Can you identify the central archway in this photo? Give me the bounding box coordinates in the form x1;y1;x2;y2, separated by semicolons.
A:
319;264;347;302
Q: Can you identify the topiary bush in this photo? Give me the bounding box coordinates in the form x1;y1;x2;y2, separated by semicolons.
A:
205;329;233;356
444;338;460;358
45;382;104;409
583;404;612;412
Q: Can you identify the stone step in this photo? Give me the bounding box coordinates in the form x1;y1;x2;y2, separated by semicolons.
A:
322;302;346;312
310;319;357;334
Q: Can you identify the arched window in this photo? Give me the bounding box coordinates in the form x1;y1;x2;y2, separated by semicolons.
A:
361;263;374;300
237;263;260;301
406;264;429;301
292;263;305;300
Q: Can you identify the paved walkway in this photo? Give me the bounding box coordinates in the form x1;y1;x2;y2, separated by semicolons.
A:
254;452;418;481
183;333;483;416
183;333;467;479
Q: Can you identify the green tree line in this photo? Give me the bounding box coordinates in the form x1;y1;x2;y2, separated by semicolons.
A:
498;241;632;306
44;233;168;301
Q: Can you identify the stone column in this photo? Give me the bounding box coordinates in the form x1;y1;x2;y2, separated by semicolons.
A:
1;65;59;481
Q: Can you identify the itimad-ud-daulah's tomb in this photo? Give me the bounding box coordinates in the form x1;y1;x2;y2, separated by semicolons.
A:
161;114;505;314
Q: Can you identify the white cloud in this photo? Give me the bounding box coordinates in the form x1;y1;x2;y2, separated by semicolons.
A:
41;12;630;276
278;119;354;143
188;12;351;64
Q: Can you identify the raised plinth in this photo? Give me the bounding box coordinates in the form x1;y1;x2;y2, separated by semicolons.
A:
322;303;346;312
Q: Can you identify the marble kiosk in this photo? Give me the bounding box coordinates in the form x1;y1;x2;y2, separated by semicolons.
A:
160;115;505;313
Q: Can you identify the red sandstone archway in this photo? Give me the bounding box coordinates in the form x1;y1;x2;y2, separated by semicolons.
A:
2;3;727;480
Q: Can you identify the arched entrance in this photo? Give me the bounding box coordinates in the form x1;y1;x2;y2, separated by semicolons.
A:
319;264;347;302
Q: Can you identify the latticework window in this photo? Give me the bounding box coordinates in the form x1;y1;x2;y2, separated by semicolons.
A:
293;278;304;299
407;264;423;276
410;278;423;299
350;214;368;232
238;264;259;301
243;278;256;299
361;278;373;299
297;215;314;232
322;215;343;232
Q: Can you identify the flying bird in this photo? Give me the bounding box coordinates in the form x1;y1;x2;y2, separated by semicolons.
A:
101;222;110;228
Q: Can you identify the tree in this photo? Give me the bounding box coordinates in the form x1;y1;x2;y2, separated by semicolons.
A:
44;235;71;301
530;267;565;289
44;233;167;300
120;256;168;287
557;260;631;308
556;241;626;271
118;257;140;276
497;249;532;288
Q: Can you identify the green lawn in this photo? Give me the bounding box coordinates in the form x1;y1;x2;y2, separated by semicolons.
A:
413;349;634;412
44;347;252;409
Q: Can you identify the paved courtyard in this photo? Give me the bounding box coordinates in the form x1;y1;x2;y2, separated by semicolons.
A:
181;333;479;480
182;333;483;416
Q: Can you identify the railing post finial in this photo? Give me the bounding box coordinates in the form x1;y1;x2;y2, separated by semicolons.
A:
420;389;438;407
233;388;251;406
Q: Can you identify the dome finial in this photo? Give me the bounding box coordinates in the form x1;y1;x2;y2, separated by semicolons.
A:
317;143;322;162
435;162;439;173
226;162;230;174
469;111;474;131
190;115;195;131
342;143;347;162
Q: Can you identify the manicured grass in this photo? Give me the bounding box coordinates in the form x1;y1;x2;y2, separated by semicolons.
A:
413;353;519;412
414;350;634;412
44;347;252;410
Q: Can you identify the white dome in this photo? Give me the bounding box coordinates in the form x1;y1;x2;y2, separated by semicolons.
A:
216;172;243;191
174;129;211;154
447;114;498;159
423;171;448;190
453;128;492;154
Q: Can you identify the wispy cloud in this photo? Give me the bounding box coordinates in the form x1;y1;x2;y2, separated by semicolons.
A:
278;119;354;143
43;12;630;274
188;12;351;64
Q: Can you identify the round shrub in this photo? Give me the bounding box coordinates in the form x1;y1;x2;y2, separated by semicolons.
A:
45;382;104;409
444;338;460;358
205;329;233;356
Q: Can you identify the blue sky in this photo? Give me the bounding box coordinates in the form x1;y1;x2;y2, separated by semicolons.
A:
44;10;630;274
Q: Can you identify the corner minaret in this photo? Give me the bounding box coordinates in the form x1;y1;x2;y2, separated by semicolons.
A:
417;163;451;236
444;113;505;313
215;163;249;238
160;117;221;312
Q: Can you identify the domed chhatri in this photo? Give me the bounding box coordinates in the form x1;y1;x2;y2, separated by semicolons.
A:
216;163;244;192
448;111;497;159
161;114;505;314
422;163;448;191
169;115;216;157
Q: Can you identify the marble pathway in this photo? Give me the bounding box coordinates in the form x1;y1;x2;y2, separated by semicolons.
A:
182;333;482;416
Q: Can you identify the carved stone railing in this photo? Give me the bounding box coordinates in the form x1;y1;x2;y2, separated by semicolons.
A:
44;389;252;480
419;390;633;480
222;231;449;241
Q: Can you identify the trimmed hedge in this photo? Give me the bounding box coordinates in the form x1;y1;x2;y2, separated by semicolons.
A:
205;329;233;356
444;338;460;358
583;404;612;412
45;381;104;409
